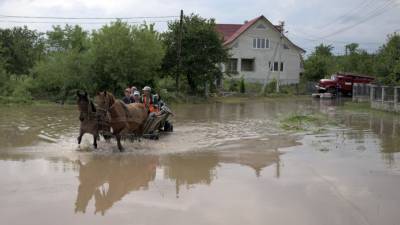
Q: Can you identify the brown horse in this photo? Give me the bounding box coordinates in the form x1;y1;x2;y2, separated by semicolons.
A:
95;91;148;151
77;91;100;149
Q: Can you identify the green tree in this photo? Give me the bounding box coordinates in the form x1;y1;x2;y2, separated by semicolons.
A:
375;34;400;84
91;21;164;93
337;43;374;74
46;25;89;52
345;43;359;55
315;44;334;57
303;44;335;81
162;14;229;94
0;43;9;93
0;26;44;75
32;50;93;102
31;25;92;102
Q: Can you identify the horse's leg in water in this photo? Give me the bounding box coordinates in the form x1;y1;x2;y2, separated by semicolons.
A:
115;134;124;152
135;123;145;142
77;129;84;145
93;133;98;149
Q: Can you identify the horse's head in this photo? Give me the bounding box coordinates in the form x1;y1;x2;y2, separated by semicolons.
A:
77;90;90;112
95;91;115;112
77;91;96;121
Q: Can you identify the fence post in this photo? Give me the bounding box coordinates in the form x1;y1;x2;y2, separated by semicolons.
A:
382;86;385;102
370;85;375;102
395;87;398;111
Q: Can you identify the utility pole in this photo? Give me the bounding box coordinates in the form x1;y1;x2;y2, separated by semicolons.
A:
176;9;183;92
260;32;281;95
276;21;284;93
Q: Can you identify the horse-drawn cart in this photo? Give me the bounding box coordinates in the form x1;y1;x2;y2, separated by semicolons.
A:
77;91;174;151
142;105;174;140
99;104;174;142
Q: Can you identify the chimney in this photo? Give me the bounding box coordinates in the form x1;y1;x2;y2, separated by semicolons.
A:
275;21;285;33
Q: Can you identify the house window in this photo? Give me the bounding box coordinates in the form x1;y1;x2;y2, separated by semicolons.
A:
226;58;238;73
269;61;282;71
253;38;269;49
241;58;255;71
274;62;279;71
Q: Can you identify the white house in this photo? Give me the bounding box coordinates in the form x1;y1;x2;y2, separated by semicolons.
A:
216;15;305;85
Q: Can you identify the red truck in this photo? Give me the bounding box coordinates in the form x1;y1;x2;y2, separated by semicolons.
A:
316;72;374;96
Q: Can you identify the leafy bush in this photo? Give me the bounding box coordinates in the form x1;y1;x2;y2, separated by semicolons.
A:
245;82;262;94
265;79;277;94
239;76;245;93
223;78;239;92
156;76;176;92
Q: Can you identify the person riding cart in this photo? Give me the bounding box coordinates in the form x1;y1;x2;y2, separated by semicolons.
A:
140;86;173;138
141;86;159;113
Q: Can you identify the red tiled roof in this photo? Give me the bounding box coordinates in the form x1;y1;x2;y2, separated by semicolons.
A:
223;16;262;45
215;24;242;42
215;15;306;53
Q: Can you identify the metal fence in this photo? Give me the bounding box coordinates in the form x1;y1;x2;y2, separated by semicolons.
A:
353;84;400;113
384;86;395;102
373;86;383;101
352;83;371;102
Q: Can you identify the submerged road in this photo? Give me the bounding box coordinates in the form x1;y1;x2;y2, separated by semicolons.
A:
0;98;399;225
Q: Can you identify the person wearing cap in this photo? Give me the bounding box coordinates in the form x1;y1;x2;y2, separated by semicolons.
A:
141;86;158;113
122;88;134;104
132;90;141;103
130;86;137;99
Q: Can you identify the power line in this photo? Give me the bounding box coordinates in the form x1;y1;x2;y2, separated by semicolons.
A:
0;20;173;25
0;14;178;20
288;30;382;45
296;0;398;40
315;0;375;30
320;0;398;38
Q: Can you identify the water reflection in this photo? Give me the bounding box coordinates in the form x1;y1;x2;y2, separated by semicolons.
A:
162;153;219;197
74;136;293;215
75;155;158;215
316;98;400;165
341;113;400;165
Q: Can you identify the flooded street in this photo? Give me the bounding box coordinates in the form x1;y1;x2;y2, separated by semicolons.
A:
0;98;399;225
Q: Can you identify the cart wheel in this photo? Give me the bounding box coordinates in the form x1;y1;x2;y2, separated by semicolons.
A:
164;121;174;132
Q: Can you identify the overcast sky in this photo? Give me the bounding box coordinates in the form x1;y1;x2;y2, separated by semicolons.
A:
0;0;399;55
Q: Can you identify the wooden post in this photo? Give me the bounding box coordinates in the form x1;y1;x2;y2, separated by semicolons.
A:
276;21;284;93
370;85;375;102
382;86;385;102
395;87;399;111
176;9;183;92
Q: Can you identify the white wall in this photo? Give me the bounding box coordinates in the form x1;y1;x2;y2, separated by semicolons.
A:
224;19;303;85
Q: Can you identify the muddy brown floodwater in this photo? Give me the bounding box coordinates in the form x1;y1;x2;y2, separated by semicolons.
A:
0;98;399;225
